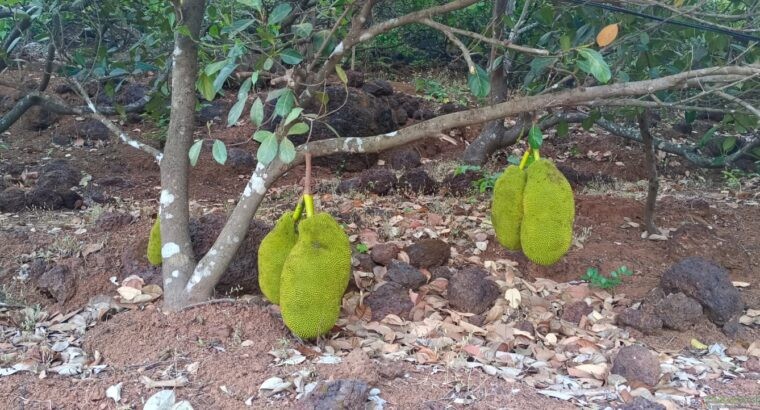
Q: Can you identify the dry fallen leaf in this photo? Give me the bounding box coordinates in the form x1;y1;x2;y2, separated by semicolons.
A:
504;288;521;309
596;23;619;47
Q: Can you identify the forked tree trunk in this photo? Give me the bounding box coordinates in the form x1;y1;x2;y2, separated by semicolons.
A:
160;0;206;310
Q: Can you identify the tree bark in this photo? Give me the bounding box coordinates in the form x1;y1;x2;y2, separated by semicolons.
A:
638;111;659;235
160;0;206;311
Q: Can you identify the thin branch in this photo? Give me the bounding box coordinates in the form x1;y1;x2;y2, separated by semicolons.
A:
428;20;476;73
306;4;353;73
71;78;163;162
358;0;480;43
420;18;549;56
589;98;741;115
712;90;760;119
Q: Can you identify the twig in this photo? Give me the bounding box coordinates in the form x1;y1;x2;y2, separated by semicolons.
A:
420;18;549;56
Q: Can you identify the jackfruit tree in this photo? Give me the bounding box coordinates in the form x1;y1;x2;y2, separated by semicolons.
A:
1;0;757;309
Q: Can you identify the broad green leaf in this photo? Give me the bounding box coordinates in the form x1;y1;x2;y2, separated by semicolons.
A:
287;122;309;135
227;98;246;127
268;3;292;25
697;125;718;148
197;73;216;101
274;89;295;117
467;64;490;98
560;35;572;51
213;63;238;93
237;0;262;11
257;133;278;164
279;138;296;163
253;130;274;143
524;57;556;87
685;110;697;124
335;65;348;84
528;125;543;150
280;49;303;65
266;87;287;102
212;139;227;164
284;108;303;125
250;98;264;127
722;137;737;153
293;22;313;38
577;48;612;83
189;139;203;166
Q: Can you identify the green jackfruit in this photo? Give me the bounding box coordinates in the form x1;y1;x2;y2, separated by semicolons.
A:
279;213;351;339
257;211;298;305
146;219;162;266
491;165;527;251
520;159;575;266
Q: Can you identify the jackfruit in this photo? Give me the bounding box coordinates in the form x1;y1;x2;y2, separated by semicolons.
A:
146;218;162;266
491;165;527;250
257;211;299;305
279;213;351;339
520;159;575;266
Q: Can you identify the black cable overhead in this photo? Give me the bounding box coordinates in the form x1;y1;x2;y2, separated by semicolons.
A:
563;0;760;43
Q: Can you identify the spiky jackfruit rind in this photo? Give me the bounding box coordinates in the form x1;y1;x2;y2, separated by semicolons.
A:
257;211;298;305
520;159;575;266
279;213;351;339
146;219;162;266
491;165;527;251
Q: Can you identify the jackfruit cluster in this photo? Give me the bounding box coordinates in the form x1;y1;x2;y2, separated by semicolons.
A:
146;218;162;266
491;165;526;250
257;211;298;305
258;211;351;339
491;159;575;266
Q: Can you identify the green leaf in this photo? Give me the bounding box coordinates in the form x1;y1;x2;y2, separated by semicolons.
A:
262;57;274;71
722;137;737;153
335;65;348;84
557;120;569;137
212;139;227;164
292;22;313;38
279;138;296;163
524;57;556;87
560;35;572;51
213;63;238;93
237;0;262;11
274;89;295;117
227;98;246;127
266;87;288;102
250;98;264;127
268;3;292;25
253;130;274;143
237;77;252;100
197;73;216;101
528;125;543;150
287;122;309;135
577;48;612;84
280;49;303;65
284;108;303;125
697;125;718;148
189;139;203;166
257;133;278;164
467;64;490;98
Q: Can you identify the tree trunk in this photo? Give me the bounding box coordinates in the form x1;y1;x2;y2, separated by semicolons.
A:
462;0;510;165
638;111;659;235
161;0;206;311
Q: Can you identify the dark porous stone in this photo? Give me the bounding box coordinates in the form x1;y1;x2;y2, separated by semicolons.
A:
387;148;421;170
370;243;398;266
398;169;437;195
611;345;661;387
660;257;743;326
448;266;500;314
385;259;426;290
561;301;593;324
617;308;663;335
405;238;450;268
26;188;64;210
362;80;394;96
299;379;370;410
37;265;76;304
0;188;27;213
655;292;702;330
365;282;413;321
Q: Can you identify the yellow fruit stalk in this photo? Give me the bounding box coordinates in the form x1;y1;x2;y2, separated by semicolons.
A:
491;165;527;251
520;159;575;266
